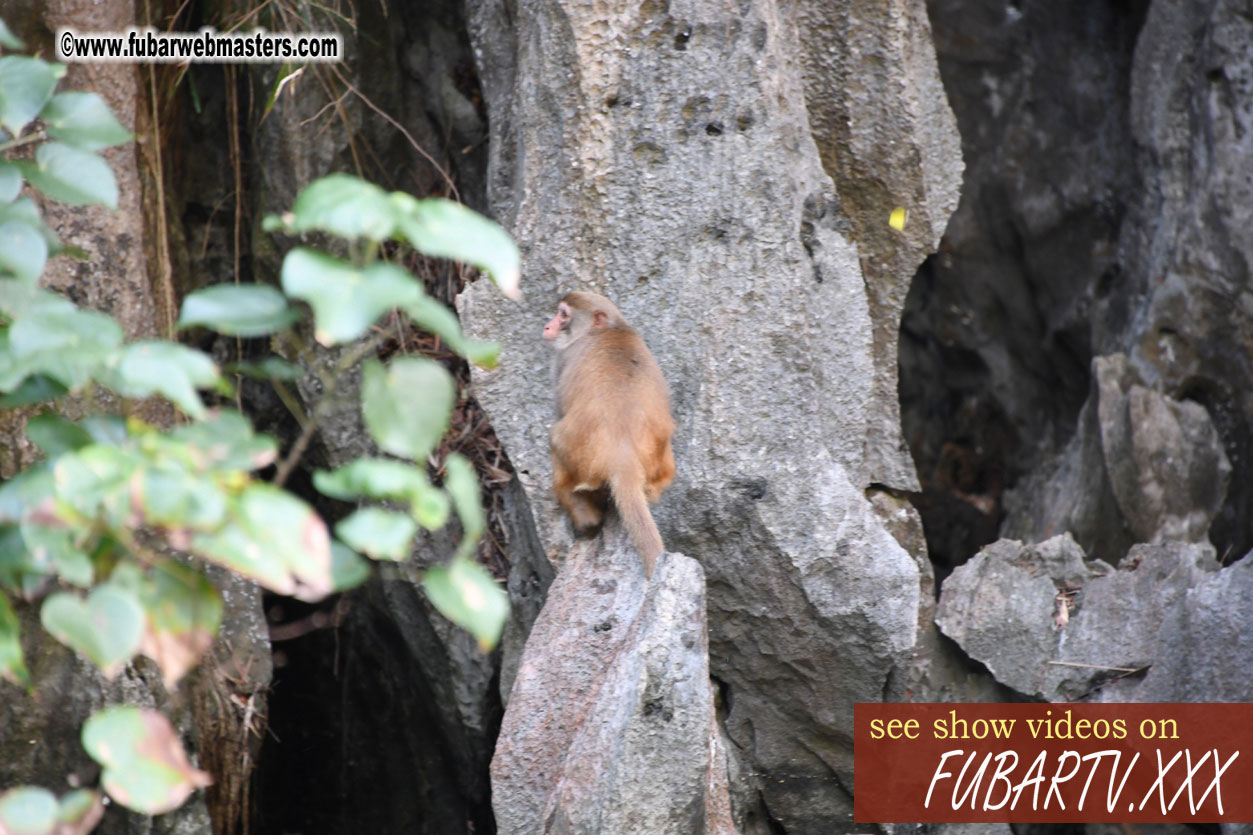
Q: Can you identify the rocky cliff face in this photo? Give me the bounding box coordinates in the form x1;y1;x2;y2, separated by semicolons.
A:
905;0;1253;720
4;0;1249;832
462;0;957;831
906;0;1253;573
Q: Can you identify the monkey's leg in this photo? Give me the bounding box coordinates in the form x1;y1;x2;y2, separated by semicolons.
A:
553;459;606;533
644;439;676;503
566;488;608;535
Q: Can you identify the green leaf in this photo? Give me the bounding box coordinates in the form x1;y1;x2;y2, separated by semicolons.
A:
0;464;54;525
53;445;139;527
0;786;57;835
137;466;227;530
102;341;218;419
136;561;222;686
178;284;299;337
161;411;278;472
191;484;333;601
56;789;104;834
404;294;500;368
11;307;119;356
0;56;61;135
82;706;211;815
0;523;38;591
361;357;454;461
18;142;118;208
335;507;417;562
0;220;47;283
0;20;25;51
41;585;144;677
0;161;22;203
0;280;66;318
330;541;369;591
21;522;91;586
392;194;520;300
104;560;145;594
0;592;29;687
2;304;122;391
286;174;397;242
79;415;127;445
0;374;67;407
313;458;429;501
0;198;60;252
39;91;132;150
443;453;484;560
25;414;92;457
315;460;452;531
423;556;508;651
224;356;303;381
412;485;451;530
280;249;420;346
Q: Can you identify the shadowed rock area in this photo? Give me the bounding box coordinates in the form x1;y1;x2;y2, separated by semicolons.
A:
903;0;1253;736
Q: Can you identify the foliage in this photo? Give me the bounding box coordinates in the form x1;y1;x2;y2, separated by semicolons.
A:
0;21;516;833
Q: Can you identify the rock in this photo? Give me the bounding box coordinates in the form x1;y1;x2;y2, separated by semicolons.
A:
491;524;735;835
1002;355;1232;562
463;0;955;828
795;0;964;492
902;0;1145;569
997;351;1232;559
935;535;1223;701
1094;355;1231;544
496;478;557;706
909;0;1253;569
1095;552;1253;703
1000;376;1135;568
934;538;1070;697
1040;542;1214;700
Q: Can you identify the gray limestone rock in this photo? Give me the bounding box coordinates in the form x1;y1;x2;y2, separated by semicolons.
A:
1095;354;1231;545
911;0;1253;570
934;538;1067;697
463;0;956;829
936;535;1226;701
491;526;735;835
1095;552;1253;704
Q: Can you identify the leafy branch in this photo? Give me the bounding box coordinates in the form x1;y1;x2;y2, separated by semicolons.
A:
0;24;519;834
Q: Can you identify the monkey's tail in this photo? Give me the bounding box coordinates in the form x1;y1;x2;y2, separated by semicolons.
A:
609;466;663;579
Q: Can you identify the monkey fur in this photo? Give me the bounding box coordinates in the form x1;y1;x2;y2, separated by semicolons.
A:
543;291;675;577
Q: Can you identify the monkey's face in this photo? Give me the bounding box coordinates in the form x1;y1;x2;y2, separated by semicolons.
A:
543;301;572;344
545;297;610;351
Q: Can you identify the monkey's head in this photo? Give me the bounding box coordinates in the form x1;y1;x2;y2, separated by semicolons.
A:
543;291;623;349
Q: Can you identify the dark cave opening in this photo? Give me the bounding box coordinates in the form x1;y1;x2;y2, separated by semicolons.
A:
903;0;1153;572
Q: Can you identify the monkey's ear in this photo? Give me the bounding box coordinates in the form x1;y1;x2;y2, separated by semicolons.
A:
593;310;608;328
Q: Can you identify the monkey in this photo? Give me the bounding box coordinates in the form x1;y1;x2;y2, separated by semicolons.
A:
543;291;675;578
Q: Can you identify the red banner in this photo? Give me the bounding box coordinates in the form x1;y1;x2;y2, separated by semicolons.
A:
855;703;1253;823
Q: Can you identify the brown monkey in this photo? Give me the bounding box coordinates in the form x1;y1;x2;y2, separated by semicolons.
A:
543;291;675;577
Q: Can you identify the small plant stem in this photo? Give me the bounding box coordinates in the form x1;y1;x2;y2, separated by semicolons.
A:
0;131;45;154
271;330;389;487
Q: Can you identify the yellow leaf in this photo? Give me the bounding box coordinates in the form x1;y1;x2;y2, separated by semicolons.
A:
888;207;907;232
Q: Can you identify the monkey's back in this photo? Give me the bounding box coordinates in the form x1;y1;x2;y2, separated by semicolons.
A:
553;324;674;489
